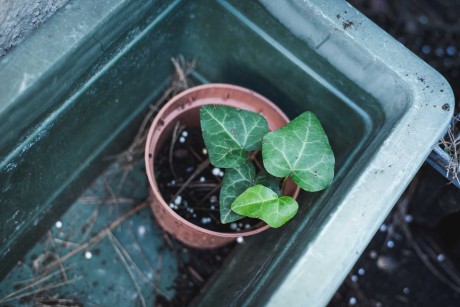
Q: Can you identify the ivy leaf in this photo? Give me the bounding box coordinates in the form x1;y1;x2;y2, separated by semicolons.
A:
231;185;298;228
200;105;269;168
219;161;256;224
262;112;334;192
255;171;281;196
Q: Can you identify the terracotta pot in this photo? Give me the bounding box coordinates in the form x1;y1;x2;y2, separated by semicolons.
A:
145;84;299;249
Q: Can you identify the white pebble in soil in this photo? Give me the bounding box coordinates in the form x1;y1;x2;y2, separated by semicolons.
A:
435;47;444;57
369;250;378;259
404;214;413;223
55;221;63;229
447;46;457;56
210;205;215;210
245;224;251;229
212;168;221;176
179;136;186;143
219;171;224;177
437;254;446;262
174;195;182;206
403;287;410;295
237;237;244;244
422;44;431;55
379;224;387;232
348;297;357;305
351;275;358;282
357;268;365;276
210;195;218;203
201;217;212;224
192;213;197;218
181;131;189;137
230;223;237;230
138;226;146;237
84;251;92;259
171;180;176;185
199;176;205;182
386;240;395;249
202;148;207;155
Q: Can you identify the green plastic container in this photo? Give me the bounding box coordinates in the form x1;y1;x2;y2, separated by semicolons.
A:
0;0;454;305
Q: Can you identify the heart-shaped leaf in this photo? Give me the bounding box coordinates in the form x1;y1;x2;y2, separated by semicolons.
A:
219;160;256;224
231;185;298;228
262;112;334;192
255;171;281;196
200;105;269;168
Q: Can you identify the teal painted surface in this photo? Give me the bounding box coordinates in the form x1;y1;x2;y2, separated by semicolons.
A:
0;0;181;278
0;162;178;305
0;0;454;306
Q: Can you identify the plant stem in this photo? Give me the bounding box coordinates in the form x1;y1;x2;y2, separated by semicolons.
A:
281;176;289;194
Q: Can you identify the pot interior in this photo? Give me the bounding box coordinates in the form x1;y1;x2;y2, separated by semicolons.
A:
1;0;426;305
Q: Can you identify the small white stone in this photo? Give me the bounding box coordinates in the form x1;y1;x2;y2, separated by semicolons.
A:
210;205;216;210
55;221;63;229
349;297;357;305
202;148;207;155
219;171;224;177
192;213;197;218
245;224;251;229
447;46;457;56
351;275;358;282
199;176;205;182
181;131;189;137
369;250;378;259
422;45;431;55
171;180;176;185
230;223;237;230
212;168;221;176
179;137;186;143
437;254;445;262
138;226;146;237
358;268;365;276
169;203;174;209
404;215;413;223
236;237;244;244
201;217;208;224
174;195;182;205
386;240;395;249
210;195;218;203
403;287;410;295
379;224;387;232
84;251;92;259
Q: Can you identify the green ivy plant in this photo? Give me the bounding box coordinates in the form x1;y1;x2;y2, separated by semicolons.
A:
200;105;334;228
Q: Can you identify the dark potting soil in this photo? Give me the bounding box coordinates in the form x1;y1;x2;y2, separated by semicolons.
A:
157;235;235;307
154;125;261;233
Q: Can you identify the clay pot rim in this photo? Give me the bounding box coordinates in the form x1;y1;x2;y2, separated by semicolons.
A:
145;83;298;238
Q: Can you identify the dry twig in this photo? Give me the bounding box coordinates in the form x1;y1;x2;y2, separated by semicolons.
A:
107;229;147;307
40;202;147;274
